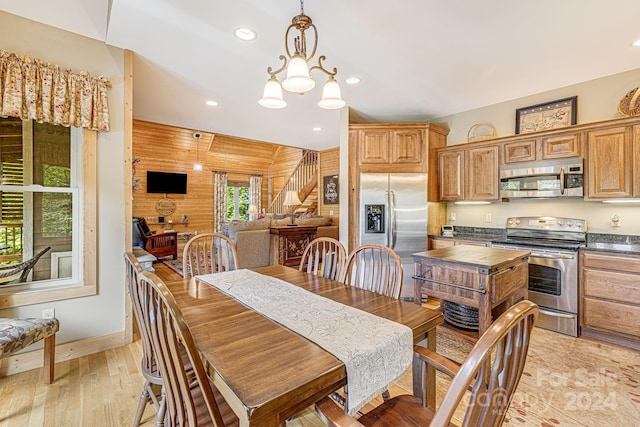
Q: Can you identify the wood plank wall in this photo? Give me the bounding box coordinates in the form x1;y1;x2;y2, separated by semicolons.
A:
318;147;340;226
132;120;330;239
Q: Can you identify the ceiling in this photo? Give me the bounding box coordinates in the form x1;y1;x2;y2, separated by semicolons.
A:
2;0;640;150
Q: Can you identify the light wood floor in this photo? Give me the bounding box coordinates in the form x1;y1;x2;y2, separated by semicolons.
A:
0;263;438;426
0;337;414;426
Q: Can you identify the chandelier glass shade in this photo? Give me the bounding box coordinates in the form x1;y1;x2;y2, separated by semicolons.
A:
259;0;345;110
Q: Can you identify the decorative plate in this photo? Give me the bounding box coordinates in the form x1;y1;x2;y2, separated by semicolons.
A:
156;197;176;215
467;123;497;142
618;87;640;117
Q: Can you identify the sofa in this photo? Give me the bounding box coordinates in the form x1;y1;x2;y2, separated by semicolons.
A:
224;215;338;269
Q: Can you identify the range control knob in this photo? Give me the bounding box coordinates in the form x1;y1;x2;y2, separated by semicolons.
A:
515;219;521;225
576;223;583;228
507;220;513;226
557;220;564;226
567;222;573;227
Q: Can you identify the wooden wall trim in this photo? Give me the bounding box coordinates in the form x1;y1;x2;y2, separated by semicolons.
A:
124;49;134;345
0;332;125;377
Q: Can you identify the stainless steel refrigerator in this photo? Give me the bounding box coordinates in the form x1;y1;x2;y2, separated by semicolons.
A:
359;173;428;300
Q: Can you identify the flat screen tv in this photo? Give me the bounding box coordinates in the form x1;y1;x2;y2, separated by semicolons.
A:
146;171;188;194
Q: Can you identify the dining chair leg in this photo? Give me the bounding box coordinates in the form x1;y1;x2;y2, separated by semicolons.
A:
133;381;152;427
155;387;166;427
381;388;391;401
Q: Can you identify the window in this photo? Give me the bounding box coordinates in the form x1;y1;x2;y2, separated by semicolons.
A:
0;117;97;308
226;182;249;221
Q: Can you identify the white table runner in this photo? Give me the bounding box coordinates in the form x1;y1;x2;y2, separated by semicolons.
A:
196;269;413;414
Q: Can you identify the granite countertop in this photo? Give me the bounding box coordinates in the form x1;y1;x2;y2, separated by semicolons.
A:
429;226;505;243
583;233;640;255
430;229;640;255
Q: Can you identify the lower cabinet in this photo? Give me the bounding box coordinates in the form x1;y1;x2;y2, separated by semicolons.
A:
429;237;490;249
580;251;640;349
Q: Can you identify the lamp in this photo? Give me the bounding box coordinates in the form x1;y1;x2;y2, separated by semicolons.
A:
283;190;302;226
259;0;345;110
247;204;258;220
193;132;203;171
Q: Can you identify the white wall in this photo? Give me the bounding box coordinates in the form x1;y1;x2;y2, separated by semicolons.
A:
434;68;640;235
0;12;126;343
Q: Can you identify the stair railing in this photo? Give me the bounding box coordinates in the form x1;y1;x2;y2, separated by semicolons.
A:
268;151;318;214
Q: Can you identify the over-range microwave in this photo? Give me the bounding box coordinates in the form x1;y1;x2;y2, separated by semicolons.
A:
499;158;584;199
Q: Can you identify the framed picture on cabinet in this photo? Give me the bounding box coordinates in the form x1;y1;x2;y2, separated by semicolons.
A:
323;175;339;205
515;96;577;134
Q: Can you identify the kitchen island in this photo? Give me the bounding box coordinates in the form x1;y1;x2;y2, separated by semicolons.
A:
413;245;530;336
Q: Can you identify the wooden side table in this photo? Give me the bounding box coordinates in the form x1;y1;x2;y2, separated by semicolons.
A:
270;226;318;268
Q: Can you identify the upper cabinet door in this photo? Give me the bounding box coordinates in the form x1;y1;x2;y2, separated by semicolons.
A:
358;130;389;164
587;126;633;198
438;150;464;201
466;145;500;201
390;129;423;164
503;139;537;163
540;132;582;159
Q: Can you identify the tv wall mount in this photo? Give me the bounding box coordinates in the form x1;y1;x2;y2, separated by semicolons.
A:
156;197;176;216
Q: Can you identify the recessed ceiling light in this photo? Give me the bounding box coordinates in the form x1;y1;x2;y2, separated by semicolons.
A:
631;39;640;47
234;27;257;41
206;100;218;106
345;76;361;85
313;127;322;131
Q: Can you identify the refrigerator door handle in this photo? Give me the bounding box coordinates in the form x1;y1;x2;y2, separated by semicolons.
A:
384;190;390;247
390;190;397;249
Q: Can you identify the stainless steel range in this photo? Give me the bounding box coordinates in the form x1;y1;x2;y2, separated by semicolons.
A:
492;216;586;336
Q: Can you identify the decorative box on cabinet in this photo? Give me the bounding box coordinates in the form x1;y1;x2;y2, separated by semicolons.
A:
580;251;640;350
269;226;318;268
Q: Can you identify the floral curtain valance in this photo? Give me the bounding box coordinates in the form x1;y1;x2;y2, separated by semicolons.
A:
0;49;111;132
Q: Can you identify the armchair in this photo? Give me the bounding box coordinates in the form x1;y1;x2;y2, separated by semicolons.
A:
135;217;178;260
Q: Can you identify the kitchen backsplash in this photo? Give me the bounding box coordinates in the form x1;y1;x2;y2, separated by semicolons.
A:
445;198;640;236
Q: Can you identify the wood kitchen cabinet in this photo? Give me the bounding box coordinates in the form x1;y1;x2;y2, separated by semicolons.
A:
437;144;499;202
348;123;449;250
428;237;490;249
580;251;640;350
355;125;427;167
503;131;583;163
438;149;464;201
586;125;634;198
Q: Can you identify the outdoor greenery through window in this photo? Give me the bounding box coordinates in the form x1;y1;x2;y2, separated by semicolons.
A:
0;117;77;286
226;183;249;221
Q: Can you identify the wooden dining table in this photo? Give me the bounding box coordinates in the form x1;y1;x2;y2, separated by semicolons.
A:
162;264;443;427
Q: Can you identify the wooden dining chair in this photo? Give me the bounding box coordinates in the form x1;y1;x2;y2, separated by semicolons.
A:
299;237;347;280
339;244;403;299
182;233;238;278
140;270;239;427
316;300;539;427
124;252;166;427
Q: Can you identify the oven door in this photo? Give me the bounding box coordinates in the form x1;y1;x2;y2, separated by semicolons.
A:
493;244;578;336
526;250;578;313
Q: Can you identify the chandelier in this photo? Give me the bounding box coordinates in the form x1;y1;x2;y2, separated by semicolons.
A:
259;0;345;110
